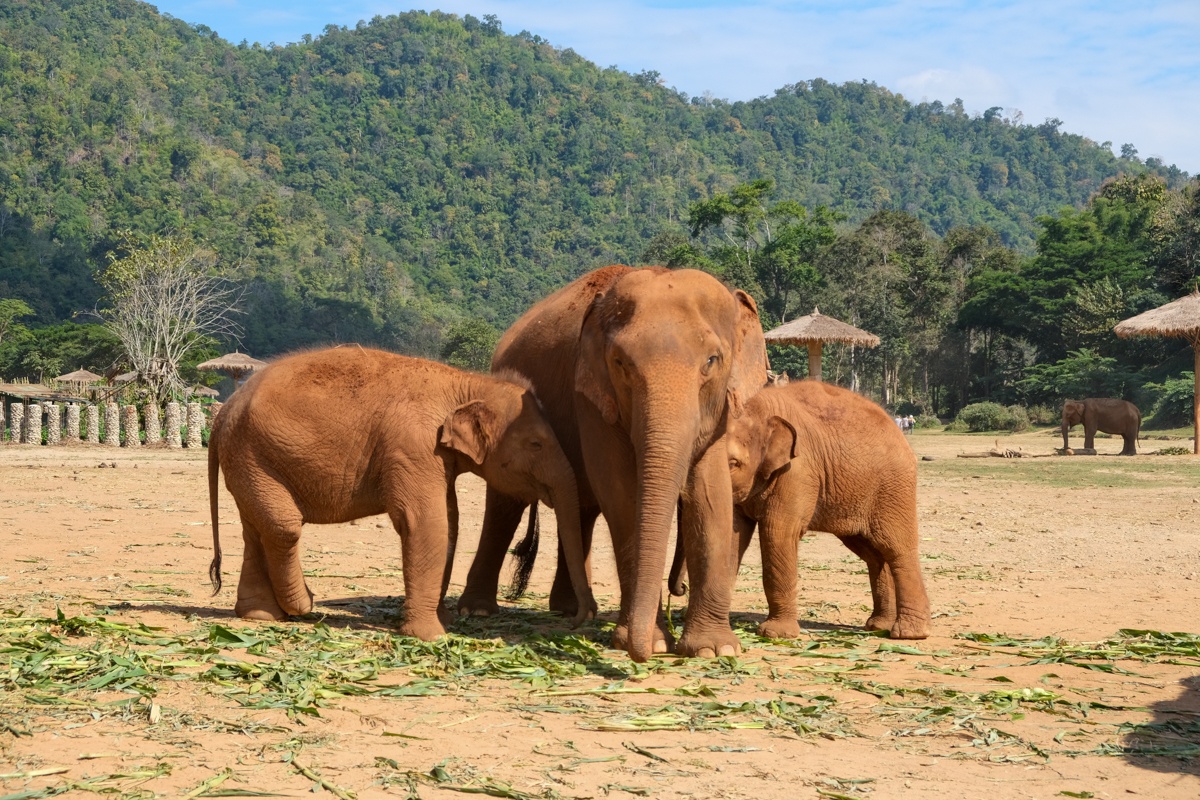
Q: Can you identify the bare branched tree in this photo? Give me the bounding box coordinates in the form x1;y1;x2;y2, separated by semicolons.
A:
97;231;241;401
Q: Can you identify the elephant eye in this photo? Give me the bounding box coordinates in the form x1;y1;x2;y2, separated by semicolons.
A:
529;439;544;451
703;354;719;375
728;458;741;470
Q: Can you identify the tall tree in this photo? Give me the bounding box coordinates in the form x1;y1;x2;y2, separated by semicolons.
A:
96;232;240;401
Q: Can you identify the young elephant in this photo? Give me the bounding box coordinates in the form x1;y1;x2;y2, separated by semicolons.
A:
727;380;930;640
208;347;594;641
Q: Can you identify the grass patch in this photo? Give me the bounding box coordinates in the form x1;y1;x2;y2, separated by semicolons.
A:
918;456;1200;489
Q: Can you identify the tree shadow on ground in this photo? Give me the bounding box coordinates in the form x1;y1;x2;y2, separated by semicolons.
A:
1122;674;1200;775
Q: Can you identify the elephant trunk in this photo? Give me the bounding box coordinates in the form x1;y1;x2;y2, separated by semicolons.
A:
1061;417;1070;450
540;443;594;625
627;389;697;662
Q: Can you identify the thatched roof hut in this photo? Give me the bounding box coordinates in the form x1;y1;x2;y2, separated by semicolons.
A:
1114;289;1200;454
55;368;103;383
196;351;268;384
764;308;880;381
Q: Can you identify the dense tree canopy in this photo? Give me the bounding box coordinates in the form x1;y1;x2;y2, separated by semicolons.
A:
0;2;1195;420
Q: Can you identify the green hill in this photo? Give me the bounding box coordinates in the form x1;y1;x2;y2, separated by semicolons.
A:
0;1;1186;357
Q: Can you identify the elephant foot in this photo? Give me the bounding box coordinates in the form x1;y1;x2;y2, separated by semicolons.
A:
235;592;288;622
757;617;801;640
889;611;930;640
399;615;447;642
612;623;672;657
550;588;599;621
548;585;578;617
864;612;896;632
457;590;501;618
677;626;740;659
273;581;315;617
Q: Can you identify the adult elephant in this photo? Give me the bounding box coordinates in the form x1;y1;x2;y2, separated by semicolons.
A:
1061;398;1141;455
458;266;768;662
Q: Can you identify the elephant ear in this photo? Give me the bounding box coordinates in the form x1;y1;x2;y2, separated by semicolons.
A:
574;294;621;427
439;400;497;467
726;289;769;419
762;415;798;478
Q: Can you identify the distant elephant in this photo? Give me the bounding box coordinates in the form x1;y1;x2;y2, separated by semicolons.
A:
207;347;593;641
726;379;930;640
457;265;768;662
1061;398;1141;455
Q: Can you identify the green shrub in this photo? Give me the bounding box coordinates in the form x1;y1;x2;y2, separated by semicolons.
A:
1143;372;1194;429
915;413;942;429
954;402;1030;433
1026;404;1057;425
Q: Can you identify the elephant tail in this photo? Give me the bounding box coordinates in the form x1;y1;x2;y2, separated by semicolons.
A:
207;422;223;595
505;502;539;600
668;498;687;596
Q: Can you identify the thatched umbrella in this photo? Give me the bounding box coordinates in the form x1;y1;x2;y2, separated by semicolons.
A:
111;371;138;384
188;385;220;398
55;368;103;384
764;307;881;381
1114;289;1200;454
196;351;268;385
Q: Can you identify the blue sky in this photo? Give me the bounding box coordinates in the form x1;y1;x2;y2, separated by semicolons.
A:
150;1;1200;173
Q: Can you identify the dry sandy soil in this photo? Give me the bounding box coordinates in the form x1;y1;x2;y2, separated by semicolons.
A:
1;428;1198;799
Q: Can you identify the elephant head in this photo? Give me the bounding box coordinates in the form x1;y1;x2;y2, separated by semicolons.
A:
727;411;799;505
440;380;595;625
1061;399;1086;449
574;267;766;660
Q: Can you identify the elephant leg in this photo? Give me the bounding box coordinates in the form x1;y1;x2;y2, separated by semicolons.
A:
1083;423;1097;450
439;482;459;628
233;517;288;621
549;506;599;616
734;507;757;572
608;506;672;656
1121;431;1138;456
458;487;526;617
869;515;930;640
839;533;896;632
234;485;313;618
676;439;741;658
755;503;810;640
392;496;451;641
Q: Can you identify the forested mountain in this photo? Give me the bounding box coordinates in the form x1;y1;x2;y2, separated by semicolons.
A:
0;0;1185;360
2;1;1197;425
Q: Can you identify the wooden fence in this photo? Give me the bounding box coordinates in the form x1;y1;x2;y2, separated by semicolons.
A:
2;401;220;447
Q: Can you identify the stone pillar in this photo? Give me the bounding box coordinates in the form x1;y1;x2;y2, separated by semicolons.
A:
103;403;120;447
66;403;81;442
6;403;19;444
165;402;182;449
144;402;161;445
45;404;61;446
22;402;41;444
0;402;5;442
85;405;100;444
121;404;140;447
186;402;204;448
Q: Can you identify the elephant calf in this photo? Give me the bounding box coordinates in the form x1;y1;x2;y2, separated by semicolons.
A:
727;380;930;640
208;346;594;641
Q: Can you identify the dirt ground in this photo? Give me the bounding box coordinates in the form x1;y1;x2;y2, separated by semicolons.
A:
1;427;1199;799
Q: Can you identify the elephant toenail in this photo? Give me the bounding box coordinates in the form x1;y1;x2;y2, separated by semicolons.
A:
697;647;715;658
718;644;736;657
